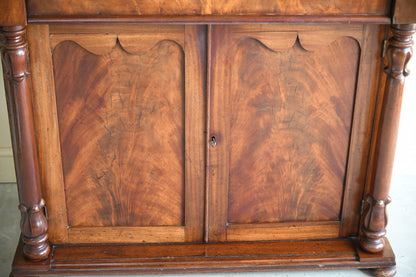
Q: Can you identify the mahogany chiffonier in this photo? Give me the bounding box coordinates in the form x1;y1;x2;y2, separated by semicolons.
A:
1;0;415;276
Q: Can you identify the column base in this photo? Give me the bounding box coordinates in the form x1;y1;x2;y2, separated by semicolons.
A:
360;233;385;253
22;233;50;261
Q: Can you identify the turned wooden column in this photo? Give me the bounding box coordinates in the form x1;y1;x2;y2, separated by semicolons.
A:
360;24;416;254
0;25;50;261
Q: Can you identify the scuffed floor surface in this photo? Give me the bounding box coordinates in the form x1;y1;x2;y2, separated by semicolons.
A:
0;184;20;277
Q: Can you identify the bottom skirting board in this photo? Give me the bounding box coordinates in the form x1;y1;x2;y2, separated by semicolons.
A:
10;238;396;276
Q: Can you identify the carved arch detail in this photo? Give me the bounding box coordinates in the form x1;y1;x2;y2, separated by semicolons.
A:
238;31;361;53
50;33;185;56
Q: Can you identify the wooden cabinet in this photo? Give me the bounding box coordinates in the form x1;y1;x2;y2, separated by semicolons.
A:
1;1;415;276
207;24;383;242
29;25;206;244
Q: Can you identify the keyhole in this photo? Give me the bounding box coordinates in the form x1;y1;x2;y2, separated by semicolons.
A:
211;136;216;147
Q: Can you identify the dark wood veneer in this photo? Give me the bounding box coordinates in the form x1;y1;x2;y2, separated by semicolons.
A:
26;0;392;17
1;0;415;276
226;35;358;224
0;0;26;27
53;38;186;228
27;15;392;25
11;238;396;276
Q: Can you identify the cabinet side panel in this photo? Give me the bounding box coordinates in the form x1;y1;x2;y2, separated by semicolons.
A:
227;35;359;224
52;36;186;227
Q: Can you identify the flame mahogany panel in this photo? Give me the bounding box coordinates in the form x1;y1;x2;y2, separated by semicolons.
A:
208;26;363;233
227;36;359;224
52;36;186;227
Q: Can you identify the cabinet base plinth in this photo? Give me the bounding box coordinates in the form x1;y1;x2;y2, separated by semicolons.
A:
11;238;395;276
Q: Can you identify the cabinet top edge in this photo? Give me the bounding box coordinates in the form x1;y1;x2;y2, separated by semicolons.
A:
26;0;393;18
4;0;416;27
27;15;392;25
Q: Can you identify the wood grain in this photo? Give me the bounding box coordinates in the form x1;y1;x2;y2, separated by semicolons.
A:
227;33;359;224
208;25;231;241
208;25;374;242
50;32;185;56
26;0;391;17
1;25;50;260
11;238;396;276
183;25;207;242
209;0;391;16
0;0;26;27
339;24;387;237
28;15;392;25
360;24;416;254
27;24;69;243
2;0;412;273
27;25;206;244
393;0;416;24
226;221;340;241
52;32;187;227
68;226;185;243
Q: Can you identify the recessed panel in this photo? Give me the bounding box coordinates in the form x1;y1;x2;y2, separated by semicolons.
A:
53;38;185;227
228;36;359;224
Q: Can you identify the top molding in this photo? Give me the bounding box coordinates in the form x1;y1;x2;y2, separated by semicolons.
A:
0;1;414;28
26;0;393;17
6;0;416;26
27;15;392;25
24;0;395;24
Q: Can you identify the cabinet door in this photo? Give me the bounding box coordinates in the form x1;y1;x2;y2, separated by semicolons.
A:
28;25;206;244
208;25;386;242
